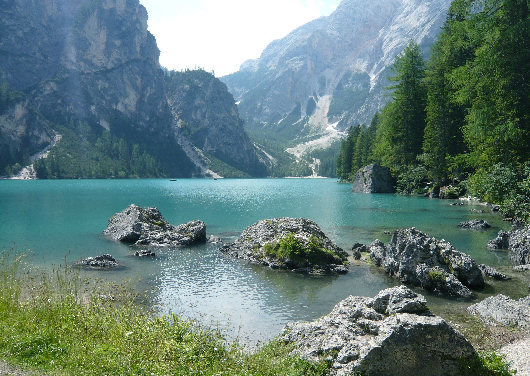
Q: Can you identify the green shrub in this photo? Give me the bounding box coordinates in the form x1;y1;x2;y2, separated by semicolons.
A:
467;164;519;204
427;269;445;281
461;352;516;376
396;164;429;195
467;162;530;223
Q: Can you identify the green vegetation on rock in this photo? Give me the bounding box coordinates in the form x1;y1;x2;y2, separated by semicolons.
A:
264;233;347;267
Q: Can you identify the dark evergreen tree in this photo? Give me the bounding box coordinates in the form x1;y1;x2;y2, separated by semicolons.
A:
423;0;472;183
373;41;427;172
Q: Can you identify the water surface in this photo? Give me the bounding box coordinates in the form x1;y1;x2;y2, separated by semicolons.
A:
0;179;526;345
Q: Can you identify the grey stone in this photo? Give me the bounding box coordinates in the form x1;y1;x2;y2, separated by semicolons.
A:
282;286;477;376
458;219;491;230
514;265;530;272
487;225;530;265
135;250;156;258
77;254;118;269
468;294;530;329
208;235;223;244
351;243;368;260
104;204;206;247
219;218;348;275
352;164;394;193
479;264;509;280
369;228;484;298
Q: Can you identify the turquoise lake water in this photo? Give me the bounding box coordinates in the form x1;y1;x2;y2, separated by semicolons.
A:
0;179;527;345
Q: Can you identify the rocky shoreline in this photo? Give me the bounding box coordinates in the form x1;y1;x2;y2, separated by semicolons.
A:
70;204;529;375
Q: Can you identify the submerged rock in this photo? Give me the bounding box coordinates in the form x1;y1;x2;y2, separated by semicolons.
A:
369;228;484;298
351;164;394;193
135;250;156;258
77;254;118;269
104;204;206;247
468;294;530;329
282;286;477;376
478;264;509;280
458;219;491;230
219;218;348;275
487;225;530;265
208;235;223;244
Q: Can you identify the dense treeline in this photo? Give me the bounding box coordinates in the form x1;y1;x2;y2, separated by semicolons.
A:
337;0;529;221
33;121;167;179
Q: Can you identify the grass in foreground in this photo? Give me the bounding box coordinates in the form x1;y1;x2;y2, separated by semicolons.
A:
0;250;516;375
0;251;329;375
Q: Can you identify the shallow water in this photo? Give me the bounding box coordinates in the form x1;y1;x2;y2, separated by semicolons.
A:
0;179;527;345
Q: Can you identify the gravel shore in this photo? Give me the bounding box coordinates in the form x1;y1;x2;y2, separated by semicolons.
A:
500;337;530;376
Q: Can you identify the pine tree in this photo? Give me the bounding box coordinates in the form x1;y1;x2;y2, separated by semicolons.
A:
372;42;427;173
423;1;471;183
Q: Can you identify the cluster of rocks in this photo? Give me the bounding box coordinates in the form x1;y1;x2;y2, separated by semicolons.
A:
220;218;348;275
487;224;530;265
367;228;484;298
76;254;118;269
458;219;491;230
79;205;207;269
104;204;206;247
282;286;477;376
468;294;530;330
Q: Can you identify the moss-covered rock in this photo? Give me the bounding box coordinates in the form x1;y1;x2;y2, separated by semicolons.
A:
220;218;348;275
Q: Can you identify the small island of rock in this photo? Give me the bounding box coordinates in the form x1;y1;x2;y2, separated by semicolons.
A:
220;218;348;275
369;227;484;298
104;204;206;247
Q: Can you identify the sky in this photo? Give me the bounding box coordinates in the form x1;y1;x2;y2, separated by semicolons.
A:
140;0;341;77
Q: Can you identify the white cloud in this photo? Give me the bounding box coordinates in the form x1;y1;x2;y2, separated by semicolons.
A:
141;0;340;77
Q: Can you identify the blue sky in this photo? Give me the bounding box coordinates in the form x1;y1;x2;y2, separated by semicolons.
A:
140;0;341;77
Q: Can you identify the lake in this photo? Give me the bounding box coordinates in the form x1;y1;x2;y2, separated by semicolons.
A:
0;178;527;346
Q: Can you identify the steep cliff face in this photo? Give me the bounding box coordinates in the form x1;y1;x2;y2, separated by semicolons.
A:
166;70;267;176
223;0;451;133
0;0;265;178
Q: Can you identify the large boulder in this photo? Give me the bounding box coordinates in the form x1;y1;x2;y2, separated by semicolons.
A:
352;164;394;193
468;294;530;330
487;225;530;265
282;286;477;376
369;228;484;298
219;218;348;275
104;204;206;247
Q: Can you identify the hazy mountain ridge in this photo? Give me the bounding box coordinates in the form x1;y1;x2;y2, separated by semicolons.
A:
0;0;265;178
222;0;452;131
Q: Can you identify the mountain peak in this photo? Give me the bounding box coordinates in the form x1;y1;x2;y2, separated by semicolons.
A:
222;0;452;130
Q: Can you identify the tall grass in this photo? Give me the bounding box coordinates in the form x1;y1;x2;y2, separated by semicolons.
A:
0;250;329;375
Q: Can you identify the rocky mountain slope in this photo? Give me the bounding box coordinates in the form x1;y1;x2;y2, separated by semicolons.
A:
222;0;452;157
0;0;265;178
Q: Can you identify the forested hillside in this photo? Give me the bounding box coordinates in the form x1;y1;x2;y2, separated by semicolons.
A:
337;0;529;221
